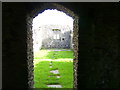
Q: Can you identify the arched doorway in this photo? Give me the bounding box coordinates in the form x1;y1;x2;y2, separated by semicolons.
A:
26;3;79;88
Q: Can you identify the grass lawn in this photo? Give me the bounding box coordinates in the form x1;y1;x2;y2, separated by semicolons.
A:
34;49;73;59
34;49;73;88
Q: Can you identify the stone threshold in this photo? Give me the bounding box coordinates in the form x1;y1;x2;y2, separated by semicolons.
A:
50;70;59;74
48;75;61;78
47;84;62;88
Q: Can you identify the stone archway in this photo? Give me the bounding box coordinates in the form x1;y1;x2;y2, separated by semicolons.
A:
26;3;79;88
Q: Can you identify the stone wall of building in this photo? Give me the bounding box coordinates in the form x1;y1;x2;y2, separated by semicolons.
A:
33;24;73;50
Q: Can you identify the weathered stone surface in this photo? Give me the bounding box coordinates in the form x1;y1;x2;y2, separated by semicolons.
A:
33;24;73;50
47;84;62;88
56;76;61;78
48;75;61;78
50;66;52;68
50;70;59;74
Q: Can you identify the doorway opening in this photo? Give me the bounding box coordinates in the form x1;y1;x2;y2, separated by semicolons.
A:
33;9;74;88
26;3;79;88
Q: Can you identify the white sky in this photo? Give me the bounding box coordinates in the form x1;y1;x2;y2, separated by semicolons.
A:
32;9;73;29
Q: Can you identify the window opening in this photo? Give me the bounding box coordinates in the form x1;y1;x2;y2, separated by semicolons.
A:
53;34;60;39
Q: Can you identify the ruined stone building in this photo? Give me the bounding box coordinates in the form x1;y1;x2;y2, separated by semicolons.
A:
33;24;73;51
2;2;120;89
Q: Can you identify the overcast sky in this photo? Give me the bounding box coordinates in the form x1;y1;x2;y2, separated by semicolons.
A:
32;9;73;29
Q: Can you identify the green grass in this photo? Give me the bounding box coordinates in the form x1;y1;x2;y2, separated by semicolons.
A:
34;61;73;88
34;49;73;59
34;49;73;88
51;61;73;88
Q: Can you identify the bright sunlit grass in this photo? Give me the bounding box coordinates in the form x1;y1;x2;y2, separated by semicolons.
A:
34;61;73;88
34;49;73;60
34;49;73;88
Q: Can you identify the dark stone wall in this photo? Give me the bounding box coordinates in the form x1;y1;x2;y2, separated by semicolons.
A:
2;3;28;88
2;2;120;89
78;3;120;88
